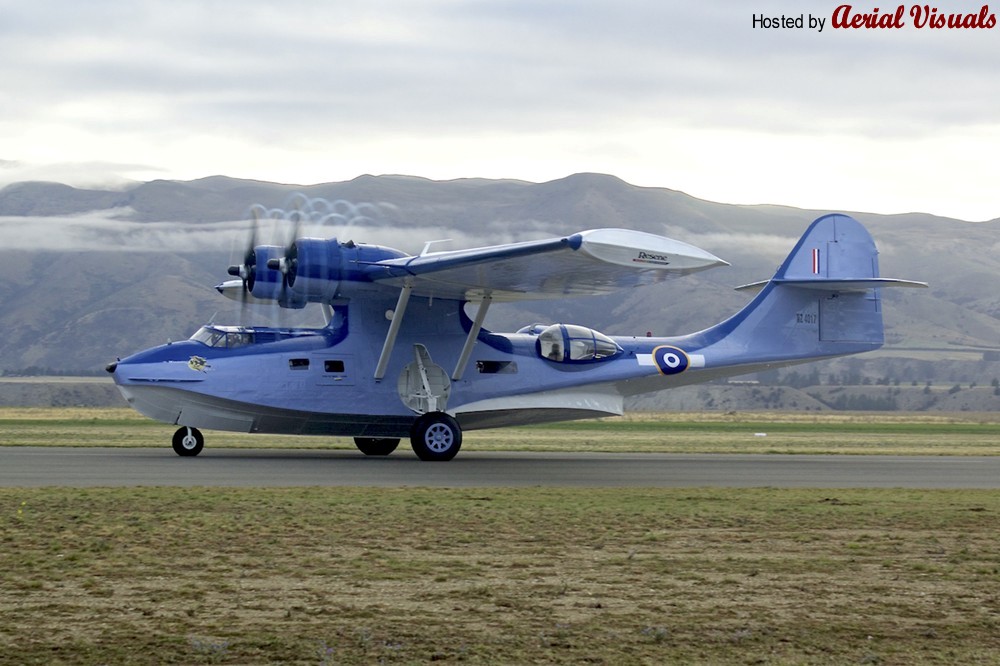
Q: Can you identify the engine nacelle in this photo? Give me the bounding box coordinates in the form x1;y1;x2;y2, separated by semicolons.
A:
285;238;343;302
230;238;407;307
285;239;408;302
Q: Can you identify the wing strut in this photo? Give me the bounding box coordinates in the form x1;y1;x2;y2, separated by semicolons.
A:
451;294;492;381
374;283;413;380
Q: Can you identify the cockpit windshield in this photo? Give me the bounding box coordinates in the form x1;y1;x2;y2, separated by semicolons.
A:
190;326;253;349
536;324;622;363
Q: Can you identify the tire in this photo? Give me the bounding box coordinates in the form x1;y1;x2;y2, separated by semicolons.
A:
409;412;462;461
172;426;204;457
353;437;400;456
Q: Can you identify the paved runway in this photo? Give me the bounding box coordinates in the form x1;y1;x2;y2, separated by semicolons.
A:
2;447;999;488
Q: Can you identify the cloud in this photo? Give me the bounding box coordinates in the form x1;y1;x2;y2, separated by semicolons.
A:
7;1;993;136
0;208;231;252
0;204;520;256
660;227;797;264
2;1;999;220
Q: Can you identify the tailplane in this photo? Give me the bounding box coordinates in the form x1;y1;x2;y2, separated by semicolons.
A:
687;214;925;370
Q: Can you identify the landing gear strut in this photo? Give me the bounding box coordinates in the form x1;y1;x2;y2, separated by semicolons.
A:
409;412;462;461
172;426;204;457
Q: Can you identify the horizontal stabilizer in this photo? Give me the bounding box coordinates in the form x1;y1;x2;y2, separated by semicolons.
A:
736;277;928;294
734;214;928;294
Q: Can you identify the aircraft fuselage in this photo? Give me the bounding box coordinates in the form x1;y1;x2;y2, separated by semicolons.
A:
110;292;700;437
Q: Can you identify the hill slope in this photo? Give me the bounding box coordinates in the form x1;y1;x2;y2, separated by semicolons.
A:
1;174;997;393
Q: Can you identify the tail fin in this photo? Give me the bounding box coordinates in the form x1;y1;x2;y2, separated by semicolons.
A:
688;214;925;368
769;213;926;292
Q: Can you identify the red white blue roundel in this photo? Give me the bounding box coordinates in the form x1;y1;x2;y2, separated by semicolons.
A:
652;345;689;375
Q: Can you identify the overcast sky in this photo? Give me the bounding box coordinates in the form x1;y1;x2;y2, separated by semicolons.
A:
2;0;998;221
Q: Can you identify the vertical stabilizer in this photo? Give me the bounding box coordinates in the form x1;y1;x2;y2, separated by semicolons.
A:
779;214;875;279
683;214;925;372
779;214;882;344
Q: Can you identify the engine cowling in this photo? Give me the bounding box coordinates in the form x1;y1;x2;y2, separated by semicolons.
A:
284;238;343;302
227;237;407;307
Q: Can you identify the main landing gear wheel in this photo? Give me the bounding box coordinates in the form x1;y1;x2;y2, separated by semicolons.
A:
409;412;462;461
172;426;204;457
353;437;400;456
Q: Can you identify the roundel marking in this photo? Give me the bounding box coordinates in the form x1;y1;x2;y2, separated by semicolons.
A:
652;346;690;376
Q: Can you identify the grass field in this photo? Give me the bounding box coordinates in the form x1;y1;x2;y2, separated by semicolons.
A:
2;407;1000;455
2;410;1000;664
2;487;1000;665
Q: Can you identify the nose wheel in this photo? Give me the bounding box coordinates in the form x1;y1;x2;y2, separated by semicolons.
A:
172;427;204;457
410;412;462;461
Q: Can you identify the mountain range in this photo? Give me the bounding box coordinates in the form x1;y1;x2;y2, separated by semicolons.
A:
1;173;997;395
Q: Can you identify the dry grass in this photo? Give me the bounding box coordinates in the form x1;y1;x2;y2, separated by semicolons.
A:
2;487;1000;664
3;412;1000;663
1;408;999;456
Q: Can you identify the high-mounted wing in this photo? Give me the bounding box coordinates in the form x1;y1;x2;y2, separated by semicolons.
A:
366;228;728;302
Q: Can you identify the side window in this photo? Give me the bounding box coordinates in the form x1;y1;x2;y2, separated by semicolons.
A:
318;356;354;386
226;332;252;348
591;337;621;360
289;358;310;370
538;326;565;361
477;361;517;374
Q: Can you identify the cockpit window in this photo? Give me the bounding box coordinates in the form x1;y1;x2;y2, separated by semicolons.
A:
536;324;622;363
226;332;252;348
190;326;252;349
191;326;224;347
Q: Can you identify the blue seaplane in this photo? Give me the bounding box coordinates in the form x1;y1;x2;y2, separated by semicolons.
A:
107;212;925;460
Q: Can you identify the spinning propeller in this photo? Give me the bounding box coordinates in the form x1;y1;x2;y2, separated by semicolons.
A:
217;194;399;323
226;205;262;294
225;197;312;314
265;199;304;294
